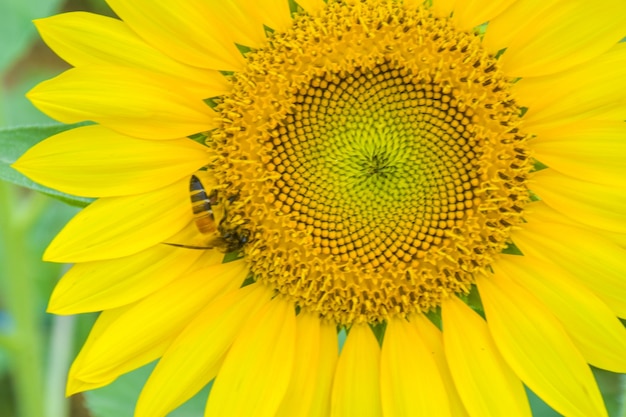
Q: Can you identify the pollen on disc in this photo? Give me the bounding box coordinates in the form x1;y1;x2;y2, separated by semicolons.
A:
208;0;531;325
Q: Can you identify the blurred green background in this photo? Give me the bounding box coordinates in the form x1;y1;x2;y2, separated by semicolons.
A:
0;1;624;416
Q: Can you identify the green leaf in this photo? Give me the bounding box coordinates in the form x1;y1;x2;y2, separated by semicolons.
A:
84;362;209;417
0;123;94;207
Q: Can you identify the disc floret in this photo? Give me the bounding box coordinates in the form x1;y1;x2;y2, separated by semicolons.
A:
210;0;531;324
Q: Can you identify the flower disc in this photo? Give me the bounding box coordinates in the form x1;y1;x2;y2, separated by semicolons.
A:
210;1;531;324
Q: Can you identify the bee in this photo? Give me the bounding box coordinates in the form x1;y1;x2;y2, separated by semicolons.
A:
189;174;220;235
166;174;249;253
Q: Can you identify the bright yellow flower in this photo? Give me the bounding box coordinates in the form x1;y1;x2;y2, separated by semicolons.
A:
13;0;626;416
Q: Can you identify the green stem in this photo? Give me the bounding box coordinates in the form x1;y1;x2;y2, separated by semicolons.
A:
45;313;75;417
0;182;45;417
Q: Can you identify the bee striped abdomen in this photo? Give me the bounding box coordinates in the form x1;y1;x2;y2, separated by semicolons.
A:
190;175;218;234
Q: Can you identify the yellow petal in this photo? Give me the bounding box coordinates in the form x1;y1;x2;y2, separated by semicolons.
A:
531;168;626;233
477;273;608;417
163;219;219;250
493;0;626;77
67;378;116;396
525;200;626;248
297;0;326;14
136;283;271;417
496;255;626;373
412;315;469;417
449;0;517;32
331;324;383;417
48;245;205;314
27;67;218;140
514;43;626;129
71;330;167;395
65;305;144;396
184;247;229;269
202;1;267;48
380;317;452;417
44;178;191;263
34;13;230;97
205;296;296;417
482;0;552;54
530;120;626;187
276;312;323;417
12;125;209;198
105;0;246;71
430;0;456;18
71;261;244;385
442;296;531;417
245;0;293;33
512;221;626;318
308;320;339;417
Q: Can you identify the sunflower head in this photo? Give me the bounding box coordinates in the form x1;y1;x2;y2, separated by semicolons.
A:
11;0;626;416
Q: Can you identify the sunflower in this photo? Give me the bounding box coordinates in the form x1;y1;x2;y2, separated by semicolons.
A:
13;0;626;416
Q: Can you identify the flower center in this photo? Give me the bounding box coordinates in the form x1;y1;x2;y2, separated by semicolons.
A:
209;0;531;324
